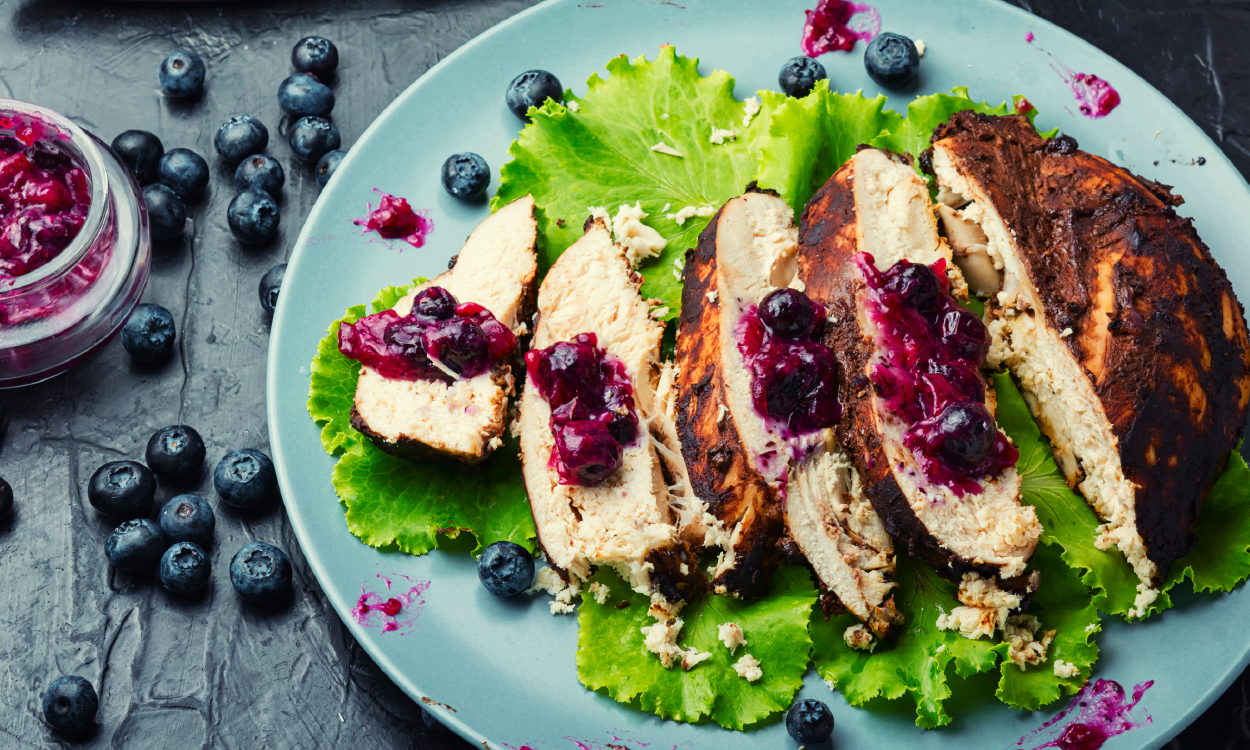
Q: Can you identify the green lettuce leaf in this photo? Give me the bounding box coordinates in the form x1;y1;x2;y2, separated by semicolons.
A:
1165;443;1250;593
576;565;816;730
869;88;1041;167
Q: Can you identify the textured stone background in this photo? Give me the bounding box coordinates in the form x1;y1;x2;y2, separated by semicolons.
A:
0;0;1246;748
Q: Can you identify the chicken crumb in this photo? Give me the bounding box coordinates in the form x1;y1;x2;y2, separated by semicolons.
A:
587;581;610;605
843;623;877;651
741;96;761;128
718;622;746;653
710;127;737;145
733;653;763;682
567;100;581;113
650;142;684;157
706;290;718;303
915;39;926;57
1053;659;1080;679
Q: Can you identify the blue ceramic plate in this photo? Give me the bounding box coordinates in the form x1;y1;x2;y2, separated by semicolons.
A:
267;1;1250;747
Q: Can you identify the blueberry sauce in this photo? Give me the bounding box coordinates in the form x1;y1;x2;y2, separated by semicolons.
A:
0;132;91;279
801;0;881;57
1016;679;1154;750
338;286;517;382
353;189;434;248
352;574;430;634
1026;31;1035;43
524;332;639;487
855;253;1018;494
1026;36;1121;119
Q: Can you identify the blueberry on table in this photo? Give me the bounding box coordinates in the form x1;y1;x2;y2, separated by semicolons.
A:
864;32;920;90
214;115;269;163
158;50;206;98
287;116;341;162
291;36;339;78
227;189;280;245
159;541;211;594
110;130;164;184
315;149;345;189
278;72;335;118
105;518;165;571
0;477;13;522
778;56;828;98
477;541;535;597
230;541;293;601
87;460;156;518
142;184;186;241
786;698;835;745
234;153;285;196
121;303;176;363
41;675;98;736
159;494;215;546
506;70;563;120
145;425;207;482
441;152;490;201
158;148;209;198
214;448;278;509
258;263;286;314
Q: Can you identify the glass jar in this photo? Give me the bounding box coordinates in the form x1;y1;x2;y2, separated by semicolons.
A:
0;100;150;387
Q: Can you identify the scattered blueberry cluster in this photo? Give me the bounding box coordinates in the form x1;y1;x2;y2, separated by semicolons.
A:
777;30;922;98
110;127;203;243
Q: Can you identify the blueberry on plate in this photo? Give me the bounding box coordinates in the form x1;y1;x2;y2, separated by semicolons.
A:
230;541;293;601
159;541;211;594
227;189;280;244
287;116;341;162
214;115;269;163
42;675;98;736
158;50;206;98
145;424;207;482
0;477;14;522
477;541;535;597
121;303;176;363
315;148;345;189
159;494;215;546
505;70;562;120
864;32;920;89
258;263;286;314
278;72;335;118
157;148;209;199
214;448;278;509
291;36;339;78
778;56;828;98
105;518;165;571
786;698;835;745
234;154;285;196
441;152;490;201
87;460;156;518
110;130;164;184
142;184;186;241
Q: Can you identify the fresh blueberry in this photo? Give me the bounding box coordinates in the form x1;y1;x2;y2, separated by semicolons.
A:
145;425;207;482
0;477;13;522
234;154;285;196
229;541;293;601
111;130;164;184
142;184;186;241
214;115;269;163
105;518;165;571
287;116;341;162
121;303;176;363
159;495;215;546
506;70;563;120
779;56;828;98
786;698;835;744
315;149;345;189
159;541;211;594
157;148;209;198
441;152;490;201
760;288;817;339
476;540;535;597
158;50;206;98
278;72;335;118
864;32;920;90
214;448;278;509
42;675;98;736
227;189;280;244
259;263;286;314
87;460;156;518
291;36;339;78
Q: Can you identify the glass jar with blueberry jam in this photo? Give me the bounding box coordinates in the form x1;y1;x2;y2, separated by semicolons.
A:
0;100;150;387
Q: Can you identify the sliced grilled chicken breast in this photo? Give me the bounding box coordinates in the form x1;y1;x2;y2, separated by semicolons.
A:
928;112;1250;615
351;195;538;463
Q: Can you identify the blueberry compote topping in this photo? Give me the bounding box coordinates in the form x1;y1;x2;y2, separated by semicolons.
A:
855;253;1018;494
801;0;881;57
524;332;639;487
736;288;842;437
338;286;516;383
353;190;434;249
0;135;91;279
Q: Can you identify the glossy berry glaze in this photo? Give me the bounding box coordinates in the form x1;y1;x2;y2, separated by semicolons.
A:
353;189;433;248
855;253;1018;495
1018;679;1154;750
352;574;430;634
0;131;91;279
525;332;639;487
338;286;517;383
801;0;881;57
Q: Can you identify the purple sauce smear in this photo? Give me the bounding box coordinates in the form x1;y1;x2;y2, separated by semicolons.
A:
1017;679;1154;750
353;189;433;248
801;0;881;57
1026;34;1121;119
0;129;91;280
352;574;430;634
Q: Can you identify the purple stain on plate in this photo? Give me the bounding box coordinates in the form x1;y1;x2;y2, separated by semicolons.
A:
1027;37;1121;119
801;0;881;57
1015;679;1154;750
352;573;430;634
1026;31;1035;42
353;188;434;249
